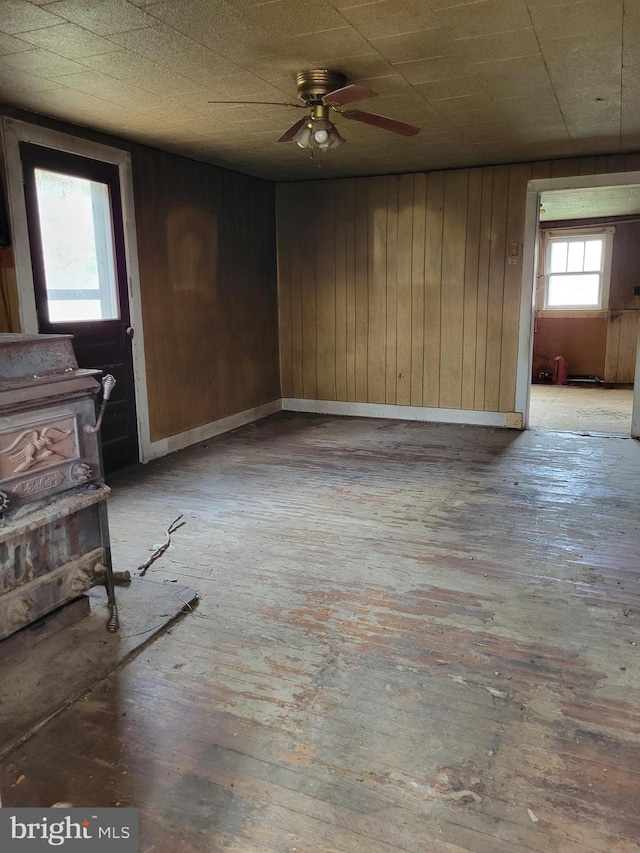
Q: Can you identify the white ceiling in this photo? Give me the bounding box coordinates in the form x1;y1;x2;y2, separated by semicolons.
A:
540;185;640;221
0;0;637;181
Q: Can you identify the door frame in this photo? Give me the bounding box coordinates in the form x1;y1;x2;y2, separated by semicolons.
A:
516;170;640;438
1;116;151;461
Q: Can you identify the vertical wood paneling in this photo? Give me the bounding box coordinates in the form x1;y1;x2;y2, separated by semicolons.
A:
606;221;640;382
423;171;444;407
276;152;640;417
385;177;399;404
499;163;531;412
607;154;628;172
345;180;357;402
578;157;597;175
0;252;19;333
530;162;553;180
288;184;305;399
552;159;581;178
334;180;348;402
396;175;414;405
604;312;622;382
0;150;19;333
301;194;318;398
315;183;336;401
410;174;427;405
624;152;640;171
368;177;387;404
616;312;639;382
135;149;165;439
462;170;482;409
355;179;369;400
474;168;494;409
484;166;509;412
276;186;293;398
133;147;279;442
438;170;468;409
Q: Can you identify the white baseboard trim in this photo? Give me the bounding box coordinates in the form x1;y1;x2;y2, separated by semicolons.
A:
143;397;518;462
144;399;282;461
281;398;511;428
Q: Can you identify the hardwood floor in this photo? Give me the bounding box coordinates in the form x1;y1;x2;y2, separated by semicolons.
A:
529;385;634;434
2;413;639;852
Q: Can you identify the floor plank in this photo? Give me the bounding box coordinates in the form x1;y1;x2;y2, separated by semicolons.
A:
1;413;639;853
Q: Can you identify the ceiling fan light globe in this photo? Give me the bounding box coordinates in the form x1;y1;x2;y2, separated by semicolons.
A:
292;121;313;149
311;118;332;146
328;127;345;149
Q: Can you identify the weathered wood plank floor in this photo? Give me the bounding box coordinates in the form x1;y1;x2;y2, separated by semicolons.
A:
2;413;640;852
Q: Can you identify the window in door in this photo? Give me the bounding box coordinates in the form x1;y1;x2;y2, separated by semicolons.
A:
33;168;119;323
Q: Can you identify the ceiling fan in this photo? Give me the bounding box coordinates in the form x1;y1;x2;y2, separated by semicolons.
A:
208;69;420;153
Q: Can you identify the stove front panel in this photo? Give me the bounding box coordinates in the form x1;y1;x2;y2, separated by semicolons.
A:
0;502;103;593
0;397;101;511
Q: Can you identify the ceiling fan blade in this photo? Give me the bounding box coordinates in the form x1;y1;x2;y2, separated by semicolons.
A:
277;117;308;142
342;109;420;136
207;100;303;107
322;84;377;107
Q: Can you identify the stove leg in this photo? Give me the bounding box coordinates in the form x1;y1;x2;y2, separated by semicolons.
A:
97;497;119;633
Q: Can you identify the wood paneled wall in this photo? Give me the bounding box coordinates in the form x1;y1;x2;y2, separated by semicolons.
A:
132;148;279;442
0;150;19;334
0;107;280;444
0;250;19;333
533;317;608;378
277;154;640;413
605;220;640;383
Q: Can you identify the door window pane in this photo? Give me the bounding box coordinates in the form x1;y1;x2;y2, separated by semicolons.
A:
34;169;119;322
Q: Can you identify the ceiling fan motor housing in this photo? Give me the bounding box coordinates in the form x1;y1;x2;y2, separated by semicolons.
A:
296;69;347;104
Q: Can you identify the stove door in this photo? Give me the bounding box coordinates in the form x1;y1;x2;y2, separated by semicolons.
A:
20;142;139;475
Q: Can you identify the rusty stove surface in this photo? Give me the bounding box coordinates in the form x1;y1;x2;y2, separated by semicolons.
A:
0;333;115;640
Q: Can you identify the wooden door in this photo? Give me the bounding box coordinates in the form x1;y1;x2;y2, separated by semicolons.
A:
19;141;139;474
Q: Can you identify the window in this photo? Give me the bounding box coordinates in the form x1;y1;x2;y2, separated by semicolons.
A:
541;227;614;311
34;168;119;323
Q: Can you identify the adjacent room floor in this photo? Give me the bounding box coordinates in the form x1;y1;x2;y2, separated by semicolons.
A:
529;384;634;434
1;413;639;853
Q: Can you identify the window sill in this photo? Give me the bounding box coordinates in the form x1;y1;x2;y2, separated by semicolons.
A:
536;309;608;319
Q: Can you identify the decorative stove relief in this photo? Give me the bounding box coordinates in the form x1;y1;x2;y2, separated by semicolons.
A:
71;462;93;482
0;417;78;479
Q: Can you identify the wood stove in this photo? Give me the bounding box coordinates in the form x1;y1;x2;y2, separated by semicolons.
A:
0;333;118;640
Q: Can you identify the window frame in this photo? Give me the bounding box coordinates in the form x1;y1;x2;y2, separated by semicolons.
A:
538;225;615;316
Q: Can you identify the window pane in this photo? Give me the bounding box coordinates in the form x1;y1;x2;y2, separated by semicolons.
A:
584;239;603;271
48;299;102;322
567;240;585;272
34;169;119;323
549;241;568;273
547;274;601;307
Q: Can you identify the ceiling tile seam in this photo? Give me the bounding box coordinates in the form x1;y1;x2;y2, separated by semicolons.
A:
136;3;305;97
79;26;250;95
11;21;126;59
50;65;214;106
453;25;541;45
521;1;574;148
392;61;499;119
